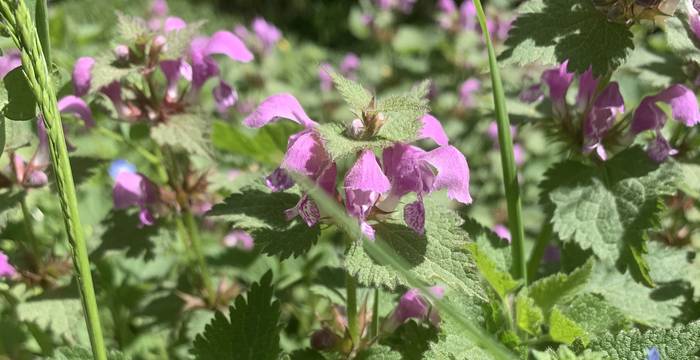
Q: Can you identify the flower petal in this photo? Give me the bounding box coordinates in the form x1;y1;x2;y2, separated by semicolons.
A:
213;80;238;114
252;17;281;51
0;251;16;278
345;150;390;193
422;145;472;204
160;60;182;101
493;224;511;243
404;198;426;235
58;95;95;128
72;56;95;96
419;114;449;146
382;144;431;199
109;159;137;179
113;172;159;209
285;195;321;227
340;53;360;76
223;230;254;250
205;31;254;63
647;133;678;163
281;130;330;178
164;16;187;32
575;68;598;110
631;97;665;134
265;167;294;192
243;93;317;128
654;84;700;127
542;61;574;102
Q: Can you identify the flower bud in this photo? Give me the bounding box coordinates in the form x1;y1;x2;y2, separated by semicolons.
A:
114;45;130;62
310;328;340;351
347;118;365;139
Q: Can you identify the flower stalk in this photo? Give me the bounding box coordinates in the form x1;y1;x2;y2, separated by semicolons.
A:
182;208;217;306
0;1;107;359
472;0;528;284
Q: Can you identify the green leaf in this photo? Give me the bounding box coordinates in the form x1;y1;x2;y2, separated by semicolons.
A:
533;346;606;360
383;321;439;360
467;242;519;299
211;120;297;165
549;307;589;345
584;263;683;328
345;198;483;300
207;183;320;259
151;114;212;158
192;271;281;360
2;115;33;151
541;147;682;284
0;190;22;230
501;0;634;75
16;299;89;346
162;21;203;60
356;345;402;360
665;6;700;64
3;67;37;121
590;321;700;360
460;217;512;273
317;122;395;160
116;12;151;43
375;83;430;143
47;346;130;360
679;162;700;198
424;317;496;360
515;295;544;336
90;54;138;91
559;293;630;340
330;71;372;112
526;260;593;313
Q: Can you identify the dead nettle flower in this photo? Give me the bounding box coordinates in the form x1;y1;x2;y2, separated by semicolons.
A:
459;78;481;108
382;286;444;333
319;53;361;92
492;224;512;244
542;61;625;161
436;0;476;32
487;122;524;166
688;0;700;39
222;229;254;251
0;251;16;279
234;17;282;56
245;94;472;239
71;0;253;120
631;84;700;161
111;160;160;226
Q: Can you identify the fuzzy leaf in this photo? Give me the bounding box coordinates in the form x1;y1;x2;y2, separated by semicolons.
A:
48;347;130;360
317;122;396;160
375;83;429;142
383;321;439;360
526;260;593;313
461;217;512;273
212;120;297;165
116;12;151;43
16;299;89;346
162;21;203;60
0;190;22;230
356;345;402;360
590;321;700;360
501;0;634;76
151;114;212;158
90;54;138;91
559;293;629;340
549;307;589;345
207;183;320;259
192;271;281;360
467;242;519;299
532;346;606;360
330;71;372;112
665;7;700;65
541;147;681;284
3;67;37;121
345;198;482;300
515;295;544;336
423;316;496;360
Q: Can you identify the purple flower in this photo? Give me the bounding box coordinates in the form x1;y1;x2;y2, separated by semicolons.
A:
213;80;238;114
631;84;699;161
252;17;281;53
188;31;253;90
150;0;168;18
459;1;477;31
265;167;294;192
0;49;21;78
419;114;449;146
113;171;160;226
57;95;95;128
72;56;95;96
647;347;660;360
519;84;544;103
223;230;254;251
583;82;625;161
576;68;598;112
0;251;16;278
688;0;700;40
459;78;481;108
493;224;511;243
310;328;340;351
340;53;360;78
542;61;574;118
384;286;444;332
344;150;391;239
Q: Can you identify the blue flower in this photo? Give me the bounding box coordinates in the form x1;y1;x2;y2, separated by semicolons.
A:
648;347;660;360
108;159;136;180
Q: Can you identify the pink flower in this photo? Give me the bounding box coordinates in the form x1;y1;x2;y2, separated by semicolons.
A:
252;17;281;53
0;251;16;278
583;82;625;161
384;286;444;332
542;61;574;118
459;78;481;108
71;57;95;96
340;53;360;78
344;150;391;238
223;230;254;251
113;170;160;226
493;224;511;243
0;49;21;78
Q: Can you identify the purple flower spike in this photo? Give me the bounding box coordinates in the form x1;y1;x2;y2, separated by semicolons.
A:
58;96;95;128
213;80;238;114
204;31;254;63
631;98;666;134
459;78;481;108
493;224;511;243
252;17;282;52
244;93;317;128
0;251;16;278
422;146;472;204
223;230;254;251
344;150;391;238
0;49;21;78
265;167;294;192
542;61;574;117
72;57;95;96
459;1;477;30
419;114;449;146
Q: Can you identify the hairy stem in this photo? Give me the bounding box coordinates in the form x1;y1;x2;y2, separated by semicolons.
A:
0;1;107;359
346;271;359;346
472;0;528;284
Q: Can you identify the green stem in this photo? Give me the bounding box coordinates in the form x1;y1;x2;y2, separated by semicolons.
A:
345;271;359;346
472;0;527;284
0;1;107;359
526;221;553;281
182;209;217;306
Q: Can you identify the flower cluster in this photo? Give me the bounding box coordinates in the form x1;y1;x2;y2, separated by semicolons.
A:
234;17;282;57
245;89;471;239
531;61;699;162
